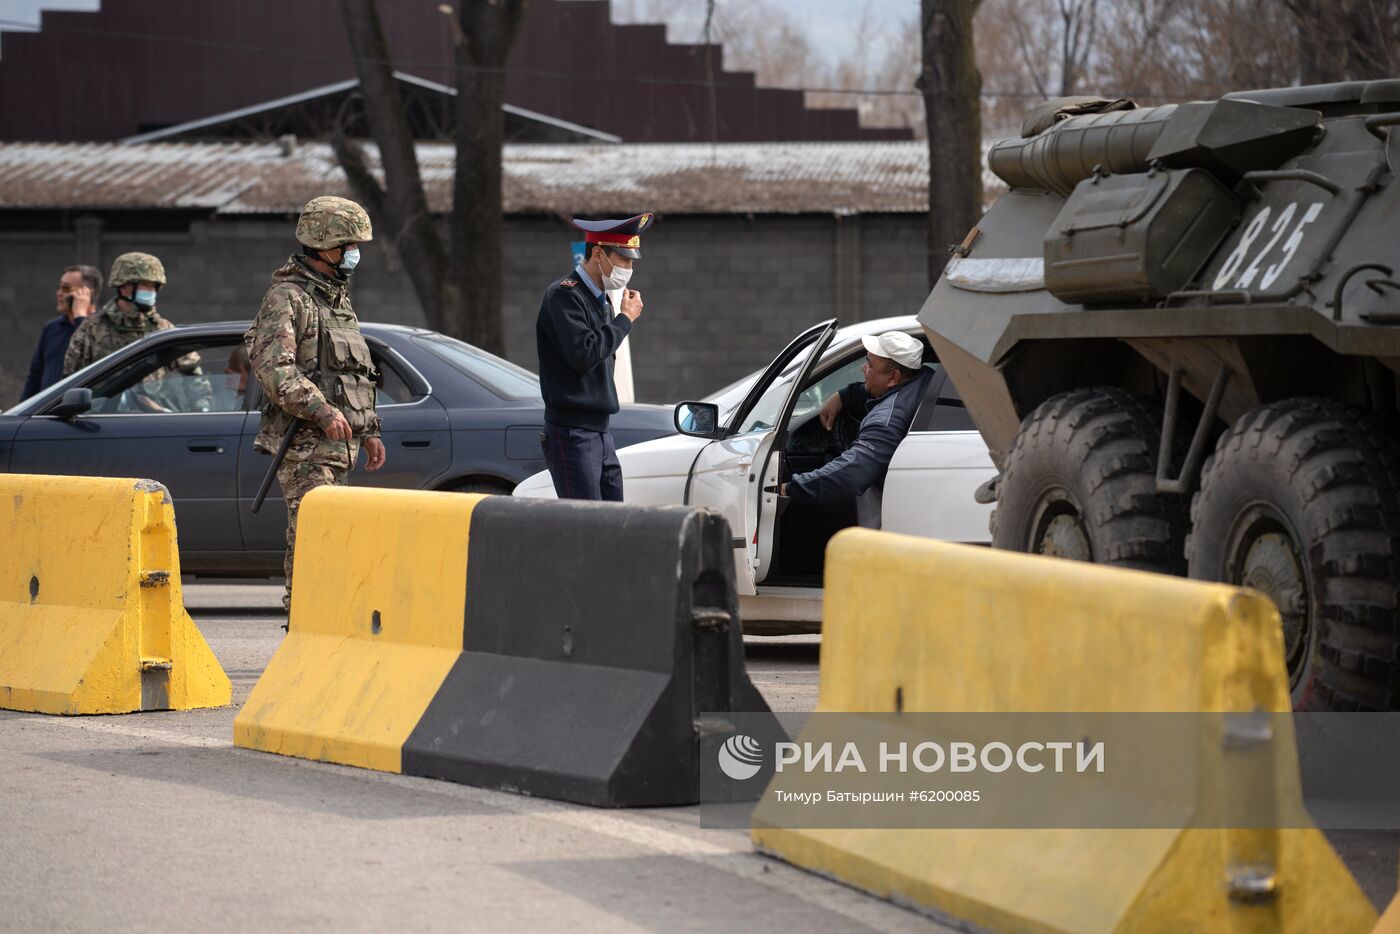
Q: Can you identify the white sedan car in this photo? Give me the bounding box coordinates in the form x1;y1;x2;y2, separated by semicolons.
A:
515;316;996;632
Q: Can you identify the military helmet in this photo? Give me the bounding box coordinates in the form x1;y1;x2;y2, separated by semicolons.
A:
296;196;373;249
108;252;167;288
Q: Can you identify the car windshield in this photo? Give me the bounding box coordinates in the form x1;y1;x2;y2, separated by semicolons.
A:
413;334;542;400
704;335;861;427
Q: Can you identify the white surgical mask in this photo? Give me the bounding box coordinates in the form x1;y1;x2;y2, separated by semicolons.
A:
133;288;157;309
600;253;632;290
339;247;361;271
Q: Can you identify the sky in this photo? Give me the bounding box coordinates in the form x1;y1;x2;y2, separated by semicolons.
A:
0;0;877;68
0;0;98;29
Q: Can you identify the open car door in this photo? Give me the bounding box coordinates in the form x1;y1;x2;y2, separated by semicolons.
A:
684;319;838;595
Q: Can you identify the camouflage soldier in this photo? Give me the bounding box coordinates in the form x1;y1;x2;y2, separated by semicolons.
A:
246;195;386;612
63;251;211;411
65;252;169;374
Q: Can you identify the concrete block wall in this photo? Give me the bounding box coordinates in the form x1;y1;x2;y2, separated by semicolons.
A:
1;212;929;407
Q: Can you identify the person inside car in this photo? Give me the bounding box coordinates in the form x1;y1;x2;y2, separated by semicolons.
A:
220;345;252;411
780;331;934;529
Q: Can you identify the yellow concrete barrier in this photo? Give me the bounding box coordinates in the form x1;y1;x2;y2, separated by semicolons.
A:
752;529;1376;932
0;475;230;714
234;487;482;773
1376;860;1400;933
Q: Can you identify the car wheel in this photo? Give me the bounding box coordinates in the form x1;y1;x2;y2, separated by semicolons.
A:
1187;399;1400;711
991;387;1189;574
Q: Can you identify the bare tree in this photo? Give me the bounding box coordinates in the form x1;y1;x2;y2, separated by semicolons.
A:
1055;0;1101;95
618;0;924;135
996;0;1102;98
1165;0;1297;95
335;0;527;354
812;3;927;136
920;0;984;285
1287;0;1399;83
977;0;1047;131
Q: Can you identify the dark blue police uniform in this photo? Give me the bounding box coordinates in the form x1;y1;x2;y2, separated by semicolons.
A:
535;213;654;501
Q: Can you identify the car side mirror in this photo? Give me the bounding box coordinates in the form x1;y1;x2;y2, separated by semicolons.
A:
50;387;93;419
674;401;720;438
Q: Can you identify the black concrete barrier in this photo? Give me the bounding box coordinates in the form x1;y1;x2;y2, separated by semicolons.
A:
239;490;769;806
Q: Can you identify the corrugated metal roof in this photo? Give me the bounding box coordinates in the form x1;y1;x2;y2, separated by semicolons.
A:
0;140;947;215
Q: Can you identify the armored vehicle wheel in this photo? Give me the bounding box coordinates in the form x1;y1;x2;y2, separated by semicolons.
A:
1188;400;1400;711
991;388;1188;574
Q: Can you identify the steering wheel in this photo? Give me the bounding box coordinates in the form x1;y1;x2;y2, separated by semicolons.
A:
830;411;860;453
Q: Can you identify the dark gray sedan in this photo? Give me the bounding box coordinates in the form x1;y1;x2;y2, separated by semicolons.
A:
0;322;674;575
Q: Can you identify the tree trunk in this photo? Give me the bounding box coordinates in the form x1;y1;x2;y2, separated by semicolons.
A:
337;0;528;352
450;0;528;356
338;0;453;334
919;0;984;287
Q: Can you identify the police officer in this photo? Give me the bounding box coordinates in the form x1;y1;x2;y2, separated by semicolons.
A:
535;213;653;501
64;252;174;375
246;195;386;613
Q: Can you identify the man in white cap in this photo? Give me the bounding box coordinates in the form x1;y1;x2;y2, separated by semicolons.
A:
781;331;934;528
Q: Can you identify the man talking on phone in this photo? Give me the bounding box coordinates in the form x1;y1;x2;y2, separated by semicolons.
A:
535;213;653;501
20;264;101;400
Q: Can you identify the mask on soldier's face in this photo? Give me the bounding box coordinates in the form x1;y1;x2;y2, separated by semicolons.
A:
131;287;157;310
323;245;360;281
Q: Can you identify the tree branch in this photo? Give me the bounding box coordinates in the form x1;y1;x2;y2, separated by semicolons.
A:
328;129;387;224
1011;10;1050;99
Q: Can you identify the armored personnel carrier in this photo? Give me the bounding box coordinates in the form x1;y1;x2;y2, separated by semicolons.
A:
919;81;1400;710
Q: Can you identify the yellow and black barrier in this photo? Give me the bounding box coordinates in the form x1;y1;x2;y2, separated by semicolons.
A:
1377;859;1400;933
0;475;230;714
1382;896;1400;933
235;486;768;806
751;529;1376;932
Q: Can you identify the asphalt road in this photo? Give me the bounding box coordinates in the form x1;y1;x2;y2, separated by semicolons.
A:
1;583;1396;932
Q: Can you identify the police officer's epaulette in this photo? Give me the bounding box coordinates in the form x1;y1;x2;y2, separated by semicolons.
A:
560;278;578;288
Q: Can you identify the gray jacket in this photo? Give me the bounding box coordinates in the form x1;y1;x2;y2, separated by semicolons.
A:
788;366;933;505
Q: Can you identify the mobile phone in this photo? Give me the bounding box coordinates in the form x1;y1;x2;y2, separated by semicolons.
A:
66;295;74;310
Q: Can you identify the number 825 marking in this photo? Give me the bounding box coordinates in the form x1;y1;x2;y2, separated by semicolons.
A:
1212;200;1325;292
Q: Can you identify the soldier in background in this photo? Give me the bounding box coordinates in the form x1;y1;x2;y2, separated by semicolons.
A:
64;251;211;412
246;195;386;614
64;252;172;375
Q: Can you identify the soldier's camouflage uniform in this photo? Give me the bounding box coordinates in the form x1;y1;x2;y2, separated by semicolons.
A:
246;254;380;610
63;299;172;374
63;298;213;412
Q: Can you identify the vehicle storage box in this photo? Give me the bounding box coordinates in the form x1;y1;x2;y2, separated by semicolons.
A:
1044;167;1238;304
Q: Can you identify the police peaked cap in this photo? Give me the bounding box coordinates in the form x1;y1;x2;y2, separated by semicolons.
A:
571;213;655;259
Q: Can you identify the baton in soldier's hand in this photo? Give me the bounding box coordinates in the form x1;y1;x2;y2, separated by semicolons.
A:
251;418;303;514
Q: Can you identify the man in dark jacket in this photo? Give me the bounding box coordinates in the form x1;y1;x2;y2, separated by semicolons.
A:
20;264;101;400
535;213;653;500
782;331;933;528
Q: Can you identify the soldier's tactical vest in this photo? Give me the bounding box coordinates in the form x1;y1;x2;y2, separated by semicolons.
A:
98;306;163;350
260;290;377;437
317;305;378;433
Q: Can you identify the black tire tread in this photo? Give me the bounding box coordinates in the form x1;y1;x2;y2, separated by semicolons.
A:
993;387;1188;575
1188;398;1400;711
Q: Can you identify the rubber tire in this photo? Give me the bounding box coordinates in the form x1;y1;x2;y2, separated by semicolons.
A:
992;387;1189;575
1187;399;1400;711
